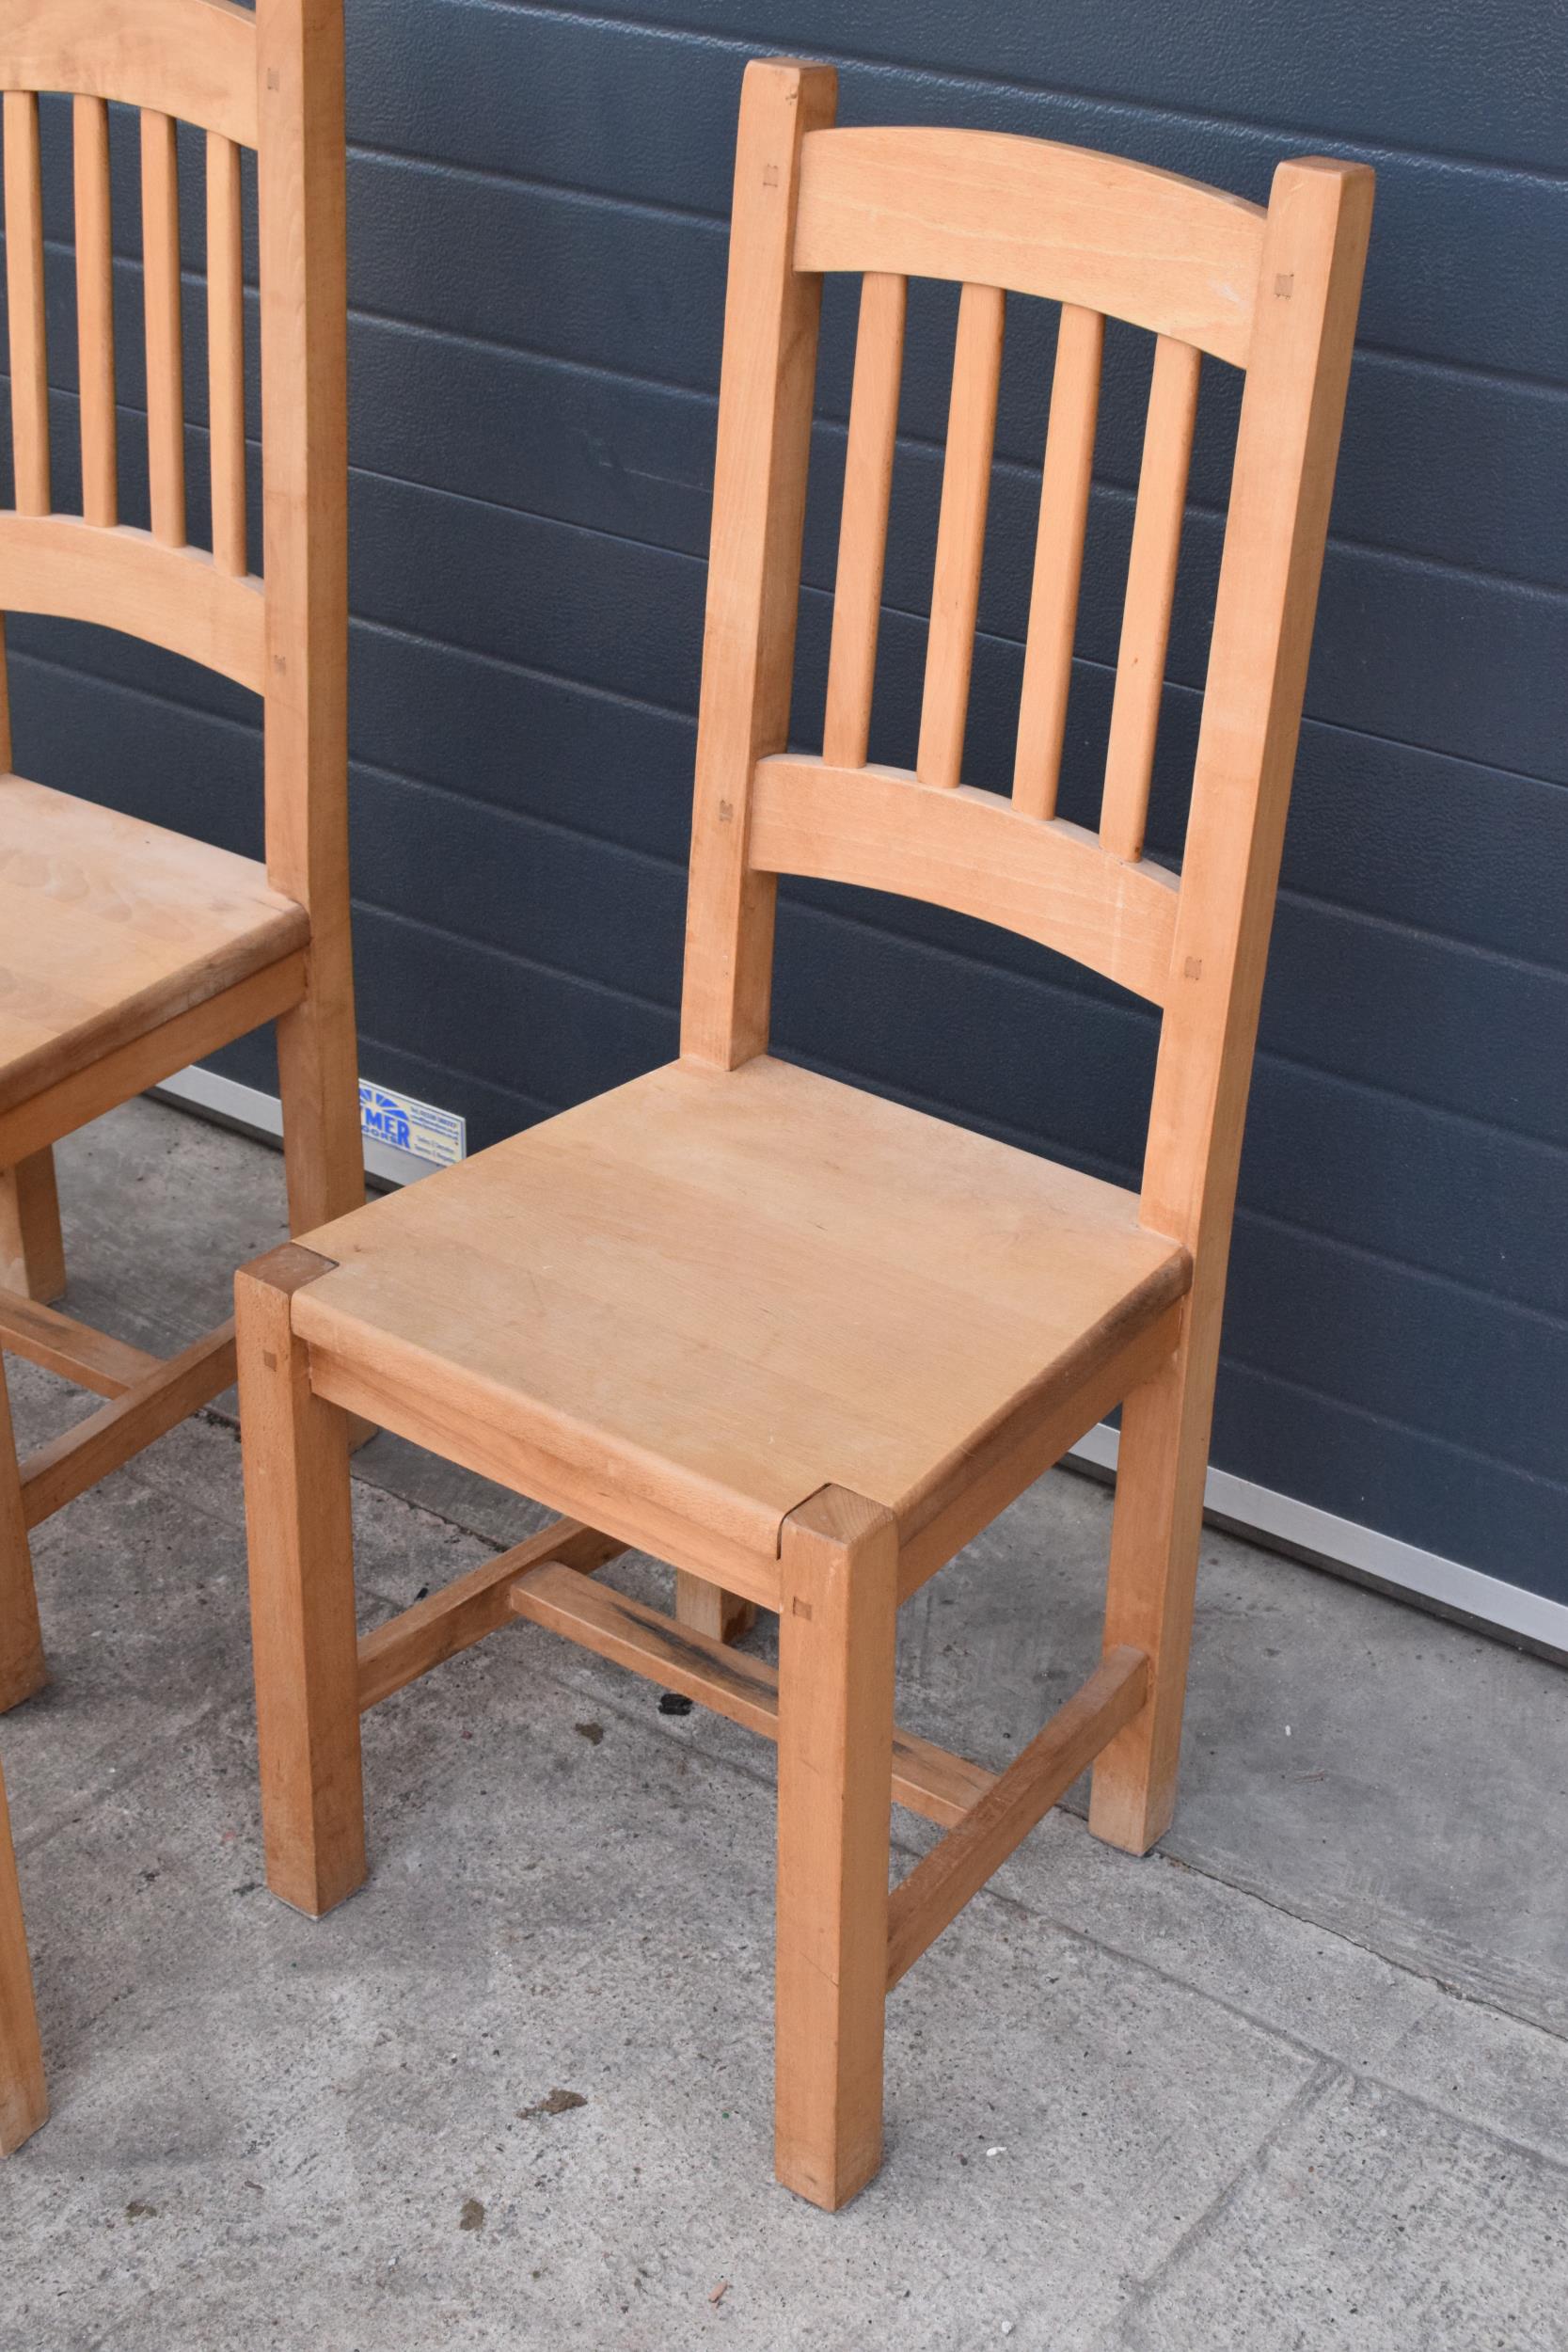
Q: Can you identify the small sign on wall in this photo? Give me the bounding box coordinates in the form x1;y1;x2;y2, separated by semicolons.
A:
359;1079;467;1170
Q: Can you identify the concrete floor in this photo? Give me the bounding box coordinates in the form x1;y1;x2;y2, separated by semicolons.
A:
1;1097;1564;2349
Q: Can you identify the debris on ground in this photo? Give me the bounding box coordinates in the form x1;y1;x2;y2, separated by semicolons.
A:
519;2088;588;2119
708;2280;730;2306
657;1692;694;1717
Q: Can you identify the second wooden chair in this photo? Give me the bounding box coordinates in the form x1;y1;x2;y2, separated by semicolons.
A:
0;0;361;1715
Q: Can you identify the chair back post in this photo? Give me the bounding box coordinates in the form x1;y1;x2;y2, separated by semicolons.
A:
1140;160;1373;1294
256;0;361;1226
680;57;837;1070
256;0;351;956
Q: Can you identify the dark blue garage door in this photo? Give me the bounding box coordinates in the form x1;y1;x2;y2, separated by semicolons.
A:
4;3;1564;1617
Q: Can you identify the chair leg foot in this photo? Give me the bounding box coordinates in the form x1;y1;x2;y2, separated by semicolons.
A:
1088;1336;1211;1858
0;1152;66;1306
673;1570;756;1645
236;1247;366;1918
0;1758;47;2155
774;1487;896;2211
0;1634;47;1721
1090;1768;1175;1860
0;1371;45;1716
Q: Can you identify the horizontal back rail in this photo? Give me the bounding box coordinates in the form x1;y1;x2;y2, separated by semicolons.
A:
0;514;264;689
748;754;1179;1004
2;0;259;147
795;127;1266;367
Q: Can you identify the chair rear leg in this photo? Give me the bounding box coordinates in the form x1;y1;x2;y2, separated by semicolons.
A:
275;953;364;1238
236;1246;365;1917
0;1756;47;2153
0;1364;45;1714
774;1486;897;2211
673;1571;757;1645
1089;1330;1212;1856
0;1152;65;1305
275;981;377;1450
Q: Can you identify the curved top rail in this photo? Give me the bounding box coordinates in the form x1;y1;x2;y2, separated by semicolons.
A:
0;514;264;692
794;127;1266;367
2;0;258;148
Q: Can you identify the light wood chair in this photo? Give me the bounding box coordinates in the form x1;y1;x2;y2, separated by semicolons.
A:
0;0;362;1713
236;61;1372;2209
0;1744;45;2153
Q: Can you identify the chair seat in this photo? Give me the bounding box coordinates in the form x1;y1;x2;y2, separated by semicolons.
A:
0;771;309;1117
294;1055;1191;1567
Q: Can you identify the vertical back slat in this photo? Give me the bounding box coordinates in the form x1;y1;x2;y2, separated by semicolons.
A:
916;281;1005;789
1100;334;1200;862
1012;304;1102;818
73;97;118;527
140;109;187;548
207;132;246;573
4;93;51;516
822;271;906;769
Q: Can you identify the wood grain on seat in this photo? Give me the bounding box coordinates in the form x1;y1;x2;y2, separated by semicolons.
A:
293;1054;1191;1565
0;771;309;1117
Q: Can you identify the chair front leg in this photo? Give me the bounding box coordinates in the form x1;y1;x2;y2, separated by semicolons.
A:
236;1246;365;1917
774;1486;897;2211
0;1152;66;1304
0;1756;46;2153
0;1364;45;1714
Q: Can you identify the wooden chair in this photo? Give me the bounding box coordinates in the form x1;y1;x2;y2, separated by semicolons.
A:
236;61;1372;2209
0;0;362;1713
0;1743;46;2153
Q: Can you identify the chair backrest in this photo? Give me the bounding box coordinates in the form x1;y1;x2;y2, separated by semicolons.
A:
0;0;346;922
682;57;1373;1277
